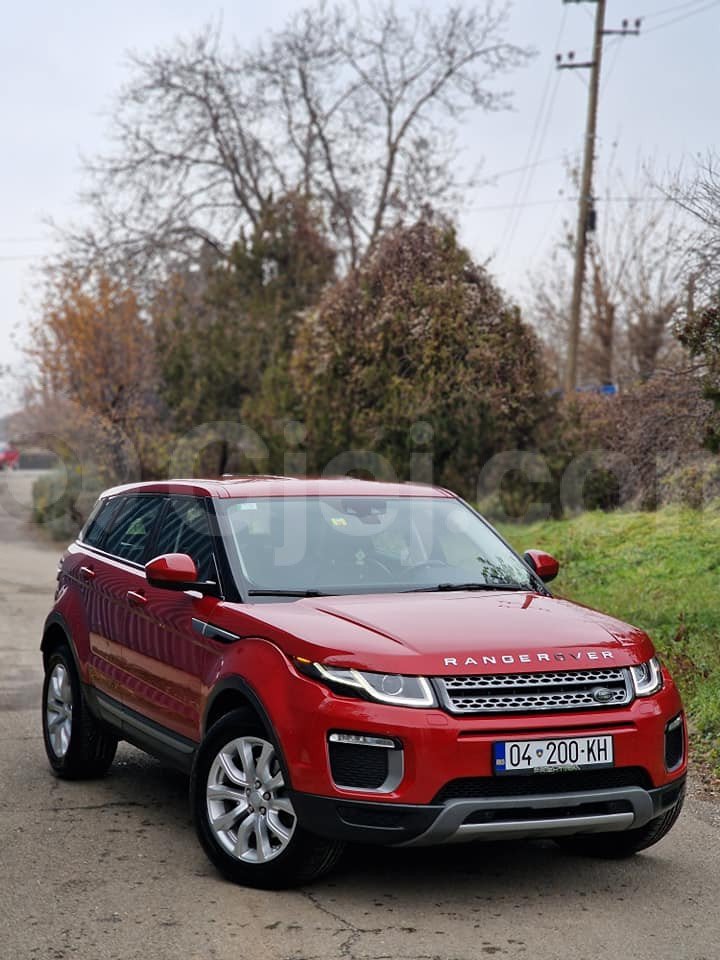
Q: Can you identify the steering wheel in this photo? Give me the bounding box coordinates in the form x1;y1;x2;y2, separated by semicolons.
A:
362;556;395;578
405;560;452;582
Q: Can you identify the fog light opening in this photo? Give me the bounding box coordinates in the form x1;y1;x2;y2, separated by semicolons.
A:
664;713;685;772
327;731;404;792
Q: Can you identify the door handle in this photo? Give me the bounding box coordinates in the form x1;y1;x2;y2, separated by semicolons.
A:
126;590;147;606
79;566;96;582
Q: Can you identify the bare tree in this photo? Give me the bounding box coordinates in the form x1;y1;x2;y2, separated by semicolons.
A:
666;150;720;302
585;249;615;384
71;1;531;272
527;243;572;386
605;195;686;383
528;170;688;387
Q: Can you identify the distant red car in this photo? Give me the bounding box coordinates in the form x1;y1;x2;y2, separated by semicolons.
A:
41;477;686;888
0;442;19;469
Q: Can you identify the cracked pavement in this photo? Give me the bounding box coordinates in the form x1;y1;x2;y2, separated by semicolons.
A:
1;470;719;960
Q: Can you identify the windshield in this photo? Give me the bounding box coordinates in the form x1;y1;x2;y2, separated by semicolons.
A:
218;496;535;598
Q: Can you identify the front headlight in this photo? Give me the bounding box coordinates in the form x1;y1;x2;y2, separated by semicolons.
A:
630;657;663;697
310;662;436;708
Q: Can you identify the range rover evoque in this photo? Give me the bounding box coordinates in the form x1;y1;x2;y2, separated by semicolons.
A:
41;477;687;888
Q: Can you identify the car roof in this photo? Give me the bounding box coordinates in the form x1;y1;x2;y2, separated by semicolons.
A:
100;476;454;500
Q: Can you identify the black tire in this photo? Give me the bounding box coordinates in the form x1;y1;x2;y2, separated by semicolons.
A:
42;644;118;779
191;709;345;889
555;790;685;859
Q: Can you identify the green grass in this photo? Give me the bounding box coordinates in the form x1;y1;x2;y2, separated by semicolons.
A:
497;508;720;770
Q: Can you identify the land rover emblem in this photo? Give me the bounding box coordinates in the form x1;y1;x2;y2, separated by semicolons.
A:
592;687;614;704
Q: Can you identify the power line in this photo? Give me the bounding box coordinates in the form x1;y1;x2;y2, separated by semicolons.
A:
583;195;673;203
0;237;49;244
644;0;720;32
643;0;718;20
483;153;569;183
601;36;624;92
469;198;568;212
503;76;562;254
466;195;672;213
498;6;569;257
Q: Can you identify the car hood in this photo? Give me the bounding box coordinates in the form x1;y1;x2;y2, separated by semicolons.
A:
220;590;654;675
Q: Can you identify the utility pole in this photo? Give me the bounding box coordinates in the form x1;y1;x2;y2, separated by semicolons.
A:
557;1;641;393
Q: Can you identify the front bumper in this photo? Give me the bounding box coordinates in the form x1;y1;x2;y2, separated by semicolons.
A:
275;668;687;803
290;776;686;847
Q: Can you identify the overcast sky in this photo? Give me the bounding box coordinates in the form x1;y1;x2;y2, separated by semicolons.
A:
1;0;718;415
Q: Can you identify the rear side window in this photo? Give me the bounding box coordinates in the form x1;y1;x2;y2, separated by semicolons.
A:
103;495;165;565
153;497;217;582
82;498;119;549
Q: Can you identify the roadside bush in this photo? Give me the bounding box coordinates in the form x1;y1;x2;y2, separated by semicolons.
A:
26;270;164;482
152;194;336;476
658;459;720;509
290;219;551;501
18;450;60;470
539;373;719;515
474;394;624;524
679;297;720;450
32;466;107;541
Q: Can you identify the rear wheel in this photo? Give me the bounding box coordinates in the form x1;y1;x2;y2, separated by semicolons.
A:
555;791;685;858
191;710;344;888
42;645;117;779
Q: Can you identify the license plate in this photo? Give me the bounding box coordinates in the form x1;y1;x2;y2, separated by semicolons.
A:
493;736;614;775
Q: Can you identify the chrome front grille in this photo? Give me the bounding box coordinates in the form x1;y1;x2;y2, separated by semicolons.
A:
437;667;633;714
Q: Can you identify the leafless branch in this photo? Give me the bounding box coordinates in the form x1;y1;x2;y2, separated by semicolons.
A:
68;2;532;274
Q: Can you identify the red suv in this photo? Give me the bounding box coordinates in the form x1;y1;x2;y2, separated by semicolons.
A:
41;478;687;888
0;442;20;470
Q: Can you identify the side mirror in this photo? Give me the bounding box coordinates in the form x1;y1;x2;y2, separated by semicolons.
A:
524;549;560;584
146;553;202;592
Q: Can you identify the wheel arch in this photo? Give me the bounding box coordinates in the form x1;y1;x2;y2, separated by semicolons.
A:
41;612;81;675
202;677;293;789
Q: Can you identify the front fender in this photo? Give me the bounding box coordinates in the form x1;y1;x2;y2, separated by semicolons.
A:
203;638;309;785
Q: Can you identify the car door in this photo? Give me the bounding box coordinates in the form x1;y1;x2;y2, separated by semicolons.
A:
125;495;223;741
70;495;121;666
85;493;166;715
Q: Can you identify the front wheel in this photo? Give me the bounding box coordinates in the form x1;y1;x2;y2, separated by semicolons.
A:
42;645;117;779
555;790;685;859
191;710;344;889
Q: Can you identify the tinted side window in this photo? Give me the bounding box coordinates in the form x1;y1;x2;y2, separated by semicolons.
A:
104;496;165;565
82;498;119;549
154;497;216;582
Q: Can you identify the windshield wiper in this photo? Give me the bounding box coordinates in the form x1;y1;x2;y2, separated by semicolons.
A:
247;589;328;598
406;582;530;593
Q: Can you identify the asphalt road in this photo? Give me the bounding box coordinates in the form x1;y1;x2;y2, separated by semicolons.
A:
1;471;719;960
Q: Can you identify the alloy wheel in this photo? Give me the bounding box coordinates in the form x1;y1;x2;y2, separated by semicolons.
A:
206;735;297;864
46;663;73;758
